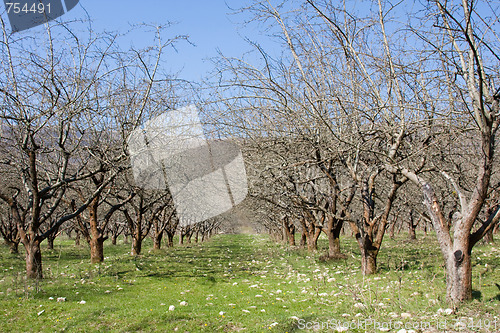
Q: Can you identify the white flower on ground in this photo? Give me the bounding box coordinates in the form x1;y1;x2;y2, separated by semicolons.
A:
168;305;175;311
269;322;278;327
48;297;54;300
242;309;250;313
179;301;188;306
290;316;300;321
353;302;365;309
401;313;411;319
57;297;66;302
219;311;225;316
255;294;263;297
78;300;86;304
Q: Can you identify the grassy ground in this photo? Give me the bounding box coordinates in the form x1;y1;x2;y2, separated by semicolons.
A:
0;232;499;332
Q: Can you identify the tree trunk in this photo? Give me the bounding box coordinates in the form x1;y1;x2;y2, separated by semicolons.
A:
90;237;104;263
111;235;117;245
299;229;307;247
5;240;19;254
327;229;341;257
25;239;43;279
283;217;296;246
75;229;80;246
445;247;472;303
167;232;174;247
131;237;142;255
307;228;321;252
47;236;54;250
325;218;344;258
361;250;377;275
356;233;379;275
153;232;163;250
483;228;494;243
409;224;417;240
389;221;396;239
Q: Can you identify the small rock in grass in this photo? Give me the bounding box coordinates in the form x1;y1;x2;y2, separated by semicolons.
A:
104;290;111;294
269;322;278;327
400;312;411;319
168;305;175;311
242;309;250;313
48;297;54;300
255;294;263;298
57;297;66;302
78;300;86;304
179;301;188;306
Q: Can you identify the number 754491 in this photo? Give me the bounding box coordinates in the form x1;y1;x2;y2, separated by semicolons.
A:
5;2;51;14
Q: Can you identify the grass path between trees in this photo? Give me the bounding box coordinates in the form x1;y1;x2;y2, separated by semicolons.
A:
0;233;499;332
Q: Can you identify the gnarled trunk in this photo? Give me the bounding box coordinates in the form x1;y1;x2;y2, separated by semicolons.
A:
299;229;307;247
153;231;163;250
131;237;142;256
327;230;341;257
282;217;296;246
445;247;472;303
361;250;377;275
5;240;19;254
47;236;55;250
325;217;345;258
74;229;80;246
166;232;174;247
90;237;104;263
25;239;43;279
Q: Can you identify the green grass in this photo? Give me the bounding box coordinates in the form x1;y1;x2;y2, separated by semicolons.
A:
0;233;499;332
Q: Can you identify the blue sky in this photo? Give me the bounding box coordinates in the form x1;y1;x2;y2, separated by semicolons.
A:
83;0;278;82
3;0;272;82
77;0;260;82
